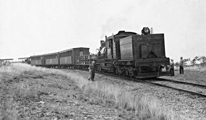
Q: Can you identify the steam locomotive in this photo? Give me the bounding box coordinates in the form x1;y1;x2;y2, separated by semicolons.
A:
29;27;173;78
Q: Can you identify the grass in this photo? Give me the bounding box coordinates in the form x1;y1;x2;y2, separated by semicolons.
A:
0;64;46;120
82;81;176;120
0;63;177;120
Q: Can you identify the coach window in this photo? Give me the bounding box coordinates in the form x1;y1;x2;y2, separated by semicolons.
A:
80;50;83;56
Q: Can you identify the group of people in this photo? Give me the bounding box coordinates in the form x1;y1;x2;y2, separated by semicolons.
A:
170;57;184;76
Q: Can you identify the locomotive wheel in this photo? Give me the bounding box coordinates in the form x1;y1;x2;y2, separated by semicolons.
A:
115;69;120;76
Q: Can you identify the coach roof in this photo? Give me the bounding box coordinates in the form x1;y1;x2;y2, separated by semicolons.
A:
58;47;89;53
30;47;89;57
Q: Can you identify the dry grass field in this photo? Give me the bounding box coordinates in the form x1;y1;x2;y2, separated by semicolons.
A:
66;69;206;120
0;63;123;119
184;65;206;72
174;65;206;72
0;63;193;120
168;65;206;85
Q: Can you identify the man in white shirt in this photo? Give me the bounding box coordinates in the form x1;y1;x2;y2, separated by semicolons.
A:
179;57;184;74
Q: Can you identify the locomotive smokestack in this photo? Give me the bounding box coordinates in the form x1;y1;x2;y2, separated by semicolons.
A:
100;40;104;47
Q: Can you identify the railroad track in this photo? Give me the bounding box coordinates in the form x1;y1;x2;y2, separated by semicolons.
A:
148;78;206;89
140;79;206;98
118;75;206;98
62;68;206;98
76;69;206;98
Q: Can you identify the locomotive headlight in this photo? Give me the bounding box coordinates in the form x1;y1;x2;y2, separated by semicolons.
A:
141;27;151;35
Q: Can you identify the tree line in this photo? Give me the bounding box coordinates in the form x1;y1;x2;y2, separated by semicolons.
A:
174;56;206;66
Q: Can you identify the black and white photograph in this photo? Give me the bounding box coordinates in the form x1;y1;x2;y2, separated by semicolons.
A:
0;0;206;119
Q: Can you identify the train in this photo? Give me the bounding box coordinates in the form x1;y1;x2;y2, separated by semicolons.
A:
29;27;174;78
30;47;95;69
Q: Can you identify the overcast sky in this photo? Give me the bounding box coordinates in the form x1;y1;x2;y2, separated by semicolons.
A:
0;0;206;62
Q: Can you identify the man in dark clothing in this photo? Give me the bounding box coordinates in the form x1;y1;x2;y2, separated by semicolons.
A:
88;60;96;81
179;57;184;74
170;59;175;76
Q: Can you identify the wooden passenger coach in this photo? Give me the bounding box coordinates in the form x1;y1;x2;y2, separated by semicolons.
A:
59;47;90;68
44;52;59;67
30;55;44;66
30;47;91;68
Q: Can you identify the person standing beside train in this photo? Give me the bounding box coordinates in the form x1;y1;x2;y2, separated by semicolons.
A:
170;59;175;76
179;57;184;74
88;60;96;81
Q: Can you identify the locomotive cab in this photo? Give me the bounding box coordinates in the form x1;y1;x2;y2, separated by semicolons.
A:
96;31;137;72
